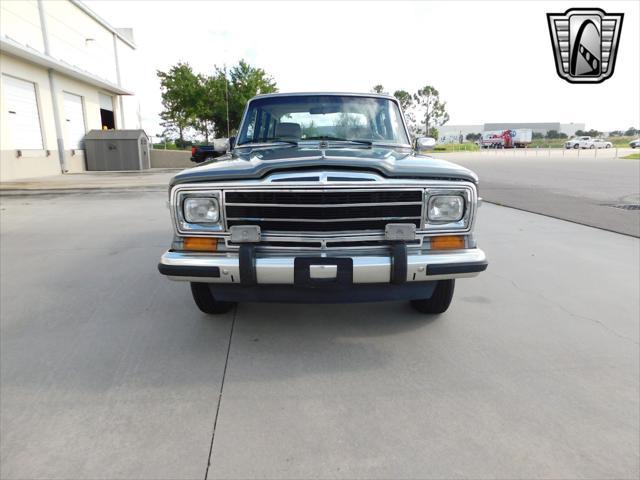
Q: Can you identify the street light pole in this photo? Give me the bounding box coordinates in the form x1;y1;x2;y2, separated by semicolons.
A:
224;64;230;139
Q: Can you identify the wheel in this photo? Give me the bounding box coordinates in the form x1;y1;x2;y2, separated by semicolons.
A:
410;279;455;314
590;145;595;149
606;144;611;148
573;144;579;149
190;282;236;314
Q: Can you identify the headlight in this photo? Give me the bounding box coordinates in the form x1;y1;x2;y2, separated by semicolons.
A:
184;197;220;224
427;195;464;222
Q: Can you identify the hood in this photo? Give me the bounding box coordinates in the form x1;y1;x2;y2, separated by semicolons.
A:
170;146;478;187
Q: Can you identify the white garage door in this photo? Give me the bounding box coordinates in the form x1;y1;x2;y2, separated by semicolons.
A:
2;75;44;149
63;92;86;149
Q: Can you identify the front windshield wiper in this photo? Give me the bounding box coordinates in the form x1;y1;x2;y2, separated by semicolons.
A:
237;138;298;148
304;136;373;146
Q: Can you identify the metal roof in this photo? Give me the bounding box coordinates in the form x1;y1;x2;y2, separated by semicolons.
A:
84;129;148;140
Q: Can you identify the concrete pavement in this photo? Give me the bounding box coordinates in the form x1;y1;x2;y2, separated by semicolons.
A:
1;191;638;479
444;150;640;237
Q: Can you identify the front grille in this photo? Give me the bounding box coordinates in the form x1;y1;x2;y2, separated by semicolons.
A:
224;189;423;233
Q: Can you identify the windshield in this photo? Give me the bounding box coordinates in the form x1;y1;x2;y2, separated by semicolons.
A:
237;95;410;146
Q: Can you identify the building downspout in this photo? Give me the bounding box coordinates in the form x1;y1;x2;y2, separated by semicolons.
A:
37;0;67;172
112;33;125;128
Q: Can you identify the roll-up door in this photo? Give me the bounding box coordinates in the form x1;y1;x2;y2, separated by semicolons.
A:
2;75;44;149
63;92;86;149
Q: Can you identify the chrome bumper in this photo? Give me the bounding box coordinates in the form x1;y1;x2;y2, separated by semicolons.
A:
158;248;487;284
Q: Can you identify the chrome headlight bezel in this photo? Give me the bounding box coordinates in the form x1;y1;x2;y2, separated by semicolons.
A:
174;190;224;233
423;187;474;231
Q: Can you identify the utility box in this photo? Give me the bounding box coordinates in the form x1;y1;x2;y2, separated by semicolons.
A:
84;130;150;171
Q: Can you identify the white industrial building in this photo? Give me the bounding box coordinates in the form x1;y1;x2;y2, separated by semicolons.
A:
0;0;140;181
439;122;586;142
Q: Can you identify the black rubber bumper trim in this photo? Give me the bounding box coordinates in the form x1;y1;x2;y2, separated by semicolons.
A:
207;281;438;303
426;261;488;276
239;244;257;285
158;263;221;278
390;243;407;284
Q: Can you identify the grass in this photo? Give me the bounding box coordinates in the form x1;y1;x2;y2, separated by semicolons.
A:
430;143;480;153
623;153;640;159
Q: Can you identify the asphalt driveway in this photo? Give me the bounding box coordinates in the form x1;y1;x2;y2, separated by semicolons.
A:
0;191;638;479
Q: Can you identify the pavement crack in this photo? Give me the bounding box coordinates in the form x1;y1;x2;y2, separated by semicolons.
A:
490;272;639;345
204;305;238;480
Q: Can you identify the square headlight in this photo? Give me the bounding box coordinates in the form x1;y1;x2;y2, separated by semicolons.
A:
184;197;220;224
427;195;464;222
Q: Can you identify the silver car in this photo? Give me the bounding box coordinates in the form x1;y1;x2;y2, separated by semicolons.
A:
584;138;613;149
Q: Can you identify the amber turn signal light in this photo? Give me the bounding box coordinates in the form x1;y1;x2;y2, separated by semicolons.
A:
431;235;465;250
183;237;218;252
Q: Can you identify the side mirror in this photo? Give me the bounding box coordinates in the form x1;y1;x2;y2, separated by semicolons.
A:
228;136;236;151
415;136;436;151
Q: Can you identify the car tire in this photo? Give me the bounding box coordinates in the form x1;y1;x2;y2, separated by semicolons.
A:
410;279;455;314
573;144;579;149
606;144;611;148
190;282;236;314
590;145;595;149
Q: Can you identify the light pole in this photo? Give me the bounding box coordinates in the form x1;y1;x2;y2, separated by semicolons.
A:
224;64;230;139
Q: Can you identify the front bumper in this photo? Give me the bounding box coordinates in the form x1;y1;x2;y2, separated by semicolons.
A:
158;248;487;284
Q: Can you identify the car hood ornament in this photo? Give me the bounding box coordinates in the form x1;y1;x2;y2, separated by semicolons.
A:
547;8;624;84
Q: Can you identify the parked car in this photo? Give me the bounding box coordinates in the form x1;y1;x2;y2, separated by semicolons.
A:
583;138;613;149
565;136;592;149
630;138;640;149
190;142;227;163
158;92;488;314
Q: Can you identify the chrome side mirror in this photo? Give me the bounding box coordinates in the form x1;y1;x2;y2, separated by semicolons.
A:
415;136;436;151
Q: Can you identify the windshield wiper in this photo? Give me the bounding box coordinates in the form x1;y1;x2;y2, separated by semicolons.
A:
304;136;373;146
237;138;298;148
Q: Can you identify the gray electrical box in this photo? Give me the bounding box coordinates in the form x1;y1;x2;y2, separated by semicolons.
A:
84;130;150;171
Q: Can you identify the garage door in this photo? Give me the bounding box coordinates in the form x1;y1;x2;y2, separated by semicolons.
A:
2;75;44;149
63;92;86;149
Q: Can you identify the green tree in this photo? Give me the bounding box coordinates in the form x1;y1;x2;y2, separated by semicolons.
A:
466;133;481;142
227;60;277;134
413;85;449;137
157;62;200;145
546;130;560;139
393;90;413;111
371;85;386;94
624;126;638;136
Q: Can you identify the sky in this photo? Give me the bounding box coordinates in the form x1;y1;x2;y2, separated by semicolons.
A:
85;0;640;137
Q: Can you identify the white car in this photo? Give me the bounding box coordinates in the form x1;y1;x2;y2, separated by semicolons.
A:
584;138;613;149
565;136;592;149
630;139;640;149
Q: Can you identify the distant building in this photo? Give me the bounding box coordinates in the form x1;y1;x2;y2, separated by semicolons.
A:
0;0;140;181
439;122;586;141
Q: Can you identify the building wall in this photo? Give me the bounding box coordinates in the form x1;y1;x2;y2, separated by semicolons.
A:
0;1;45;53
0;0;139;181
0;53;61;180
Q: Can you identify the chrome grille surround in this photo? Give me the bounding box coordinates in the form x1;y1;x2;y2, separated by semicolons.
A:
170;180;478;251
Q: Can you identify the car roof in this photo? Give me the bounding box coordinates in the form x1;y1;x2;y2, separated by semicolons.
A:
250;92;398;101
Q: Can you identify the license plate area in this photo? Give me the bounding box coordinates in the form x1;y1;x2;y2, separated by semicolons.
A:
294;257;353;286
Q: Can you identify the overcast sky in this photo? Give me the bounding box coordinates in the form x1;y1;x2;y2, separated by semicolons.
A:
86;0;640;136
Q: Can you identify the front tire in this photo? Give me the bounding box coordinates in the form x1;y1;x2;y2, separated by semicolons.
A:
190;283;236;314
411;279;455;314
573;144;579;149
